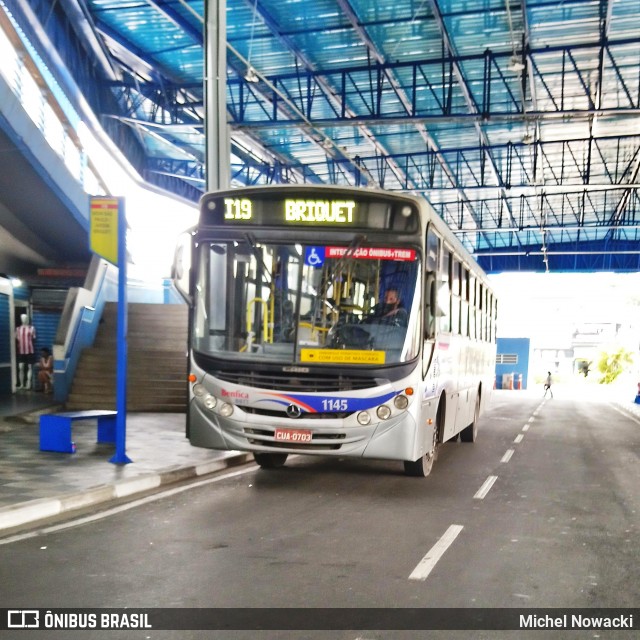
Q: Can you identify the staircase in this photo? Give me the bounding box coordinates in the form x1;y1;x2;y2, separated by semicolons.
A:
65;303;188;412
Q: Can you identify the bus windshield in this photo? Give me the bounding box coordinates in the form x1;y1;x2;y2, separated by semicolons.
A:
193;239;422;366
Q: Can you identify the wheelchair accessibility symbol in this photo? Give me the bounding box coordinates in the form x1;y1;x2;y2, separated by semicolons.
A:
305;246;325;267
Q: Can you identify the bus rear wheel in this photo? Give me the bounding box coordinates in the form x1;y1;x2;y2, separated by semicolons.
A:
253;452;288;469
460;393;480;442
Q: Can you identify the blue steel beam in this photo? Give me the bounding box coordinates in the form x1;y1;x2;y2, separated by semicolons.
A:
476;238;640;273
334;0;492;235
225;36;640;128
233;0;402;188
148;133;640;195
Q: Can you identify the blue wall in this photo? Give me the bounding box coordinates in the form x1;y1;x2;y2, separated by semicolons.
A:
496;337;531;390
33;311;60;354
0;292;10;395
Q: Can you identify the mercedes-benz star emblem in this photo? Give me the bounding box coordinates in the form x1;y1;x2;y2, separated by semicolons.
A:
286;404;302;419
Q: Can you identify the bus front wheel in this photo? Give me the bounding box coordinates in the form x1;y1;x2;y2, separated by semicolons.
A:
403;418;439;477
253;452;288;469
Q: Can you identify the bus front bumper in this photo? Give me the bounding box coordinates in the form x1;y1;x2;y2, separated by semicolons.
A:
188;399;420;462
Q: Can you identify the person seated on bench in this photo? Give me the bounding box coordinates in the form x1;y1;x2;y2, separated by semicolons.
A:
37;347;53;394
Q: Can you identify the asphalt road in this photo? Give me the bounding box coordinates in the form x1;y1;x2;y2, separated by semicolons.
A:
2;391;639;639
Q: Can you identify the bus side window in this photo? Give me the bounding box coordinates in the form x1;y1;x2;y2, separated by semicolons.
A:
425;229;439;339
478;283;484;340
468;275;476;339
439;248;452;333
451;258;461;335
490;294;497;342
484;289;490;341
461;268;469;337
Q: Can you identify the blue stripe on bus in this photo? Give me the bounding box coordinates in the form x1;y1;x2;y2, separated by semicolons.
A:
259;390;398;413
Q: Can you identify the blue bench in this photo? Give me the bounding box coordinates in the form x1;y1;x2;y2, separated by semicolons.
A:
39;410;117;453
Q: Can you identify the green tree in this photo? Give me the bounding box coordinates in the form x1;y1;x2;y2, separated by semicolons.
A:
597;347;634;384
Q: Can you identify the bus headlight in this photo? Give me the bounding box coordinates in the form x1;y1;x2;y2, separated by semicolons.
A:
219;402;234;417
193;383;206;397
204;394;217;409
394;394;409;410
376;405;392;420
357;411;371;425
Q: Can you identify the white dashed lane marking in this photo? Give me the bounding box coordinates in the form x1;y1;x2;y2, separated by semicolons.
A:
474;475;498;499
501;449;515;463
409;524;464;581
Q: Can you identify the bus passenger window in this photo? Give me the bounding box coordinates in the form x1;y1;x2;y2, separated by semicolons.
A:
425;229;439;339
451;258;461;335
468;276;476;340
478;284;484;341
439;249;452;333
490;294;497;342
461;268;469;337
484;290;490;341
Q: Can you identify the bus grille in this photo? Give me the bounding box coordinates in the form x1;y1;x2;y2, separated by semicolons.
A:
243;407;350;420
245;427;345;451
212;368;377;392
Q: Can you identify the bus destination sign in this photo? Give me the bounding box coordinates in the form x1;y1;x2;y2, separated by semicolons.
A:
225;198;356;225
201;190;419;233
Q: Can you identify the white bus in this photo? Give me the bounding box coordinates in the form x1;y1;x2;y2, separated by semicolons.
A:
172;184;497;476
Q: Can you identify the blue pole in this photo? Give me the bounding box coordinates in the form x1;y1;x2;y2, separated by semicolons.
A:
110;198;132;464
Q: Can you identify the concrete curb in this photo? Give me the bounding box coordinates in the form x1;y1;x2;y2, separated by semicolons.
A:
0;451;253;533
612;401;640;423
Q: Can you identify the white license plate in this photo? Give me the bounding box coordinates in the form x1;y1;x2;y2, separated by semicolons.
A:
274;428;312;443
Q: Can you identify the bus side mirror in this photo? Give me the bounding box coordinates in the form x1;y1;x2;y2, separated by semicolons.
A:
424;273;436;339
172;231;193;305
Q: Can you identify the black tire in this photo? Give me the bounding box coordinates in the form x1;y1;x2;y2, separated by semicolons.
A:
253;452;288;468
460;392;480;442
403;450;435;477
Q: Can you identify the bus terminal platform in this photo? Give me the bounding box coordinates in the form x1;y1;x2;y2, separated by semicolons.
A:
1;387;639;536
0;394;250;535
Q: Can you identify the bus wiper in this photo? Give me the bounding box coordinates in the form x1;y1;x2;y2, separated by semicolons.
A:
334;233;367;275
314;234;367;332
243;232;272;283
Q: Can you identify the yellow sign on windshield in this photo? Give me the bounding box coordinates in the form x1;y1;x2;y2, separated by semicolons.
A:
300;348;386;365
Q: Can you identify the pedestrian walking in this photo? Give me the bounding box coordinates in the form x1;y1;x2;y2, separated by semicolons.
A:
543;371;553;398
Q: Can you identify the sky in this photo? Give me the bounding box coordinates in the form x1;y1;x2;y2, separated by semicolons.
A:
491;271;640;336
489;271;640;389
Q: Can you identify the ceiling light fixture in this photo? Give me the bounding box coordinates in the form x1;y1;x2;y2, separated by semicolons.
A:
244;0;260;84
244;66;259;83
507;56;525;73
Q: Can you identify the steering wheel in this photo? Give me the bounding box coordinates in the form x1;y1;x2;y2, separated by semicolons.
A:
331;324;372;348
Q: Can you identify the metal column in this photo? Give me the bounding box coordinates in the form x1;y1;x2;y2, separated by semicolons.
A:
205;0;230;191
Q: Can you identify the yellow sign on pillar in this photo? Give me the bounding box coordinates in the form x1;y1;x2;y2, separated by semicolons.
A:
90;197;119;265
